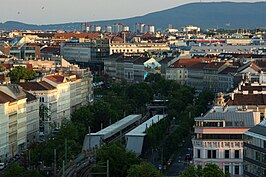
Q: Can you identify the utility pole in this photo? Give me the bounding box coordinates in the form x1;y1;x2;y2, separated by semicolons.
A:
62;160;65;177
54;149;56;177
89;126;91;149
107;160;109;177
161;147;163;173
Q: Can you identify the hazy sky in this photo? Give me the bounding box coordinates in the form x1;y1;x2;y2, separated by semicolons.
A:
0;0;260;24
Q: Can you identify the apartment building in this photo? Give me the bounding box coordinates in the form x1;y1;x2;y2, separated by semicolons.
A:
109;42;170;55
243;119;266;177
60;40;109;63
0;85;27;162
166;58;213;84
25;92;39;148
227;82;266;118
19;81;57;134
0;36;40;59
19;73;92;134
104;54;161;82
187;62;209;91
193;103;260;177
43;75;71;127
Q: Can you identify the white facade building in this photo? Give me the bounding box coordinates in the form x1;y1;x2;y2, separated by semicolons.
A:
193;105;260;177
0;85;27;162
25;92;39;148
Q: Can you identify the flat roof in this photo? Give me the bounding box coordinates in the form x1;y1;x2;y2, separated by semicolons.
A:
126;114;167;137
90;114;142;139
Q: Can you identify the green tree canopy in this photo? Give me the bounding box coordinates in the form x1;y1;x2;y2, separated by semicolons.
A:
2;163;44;177
127;162;163;177
8;66;36;82
95;143;141;177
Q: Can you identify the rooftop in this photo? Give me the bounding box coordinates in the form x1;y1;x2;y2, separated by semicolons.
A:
90;114;142;139
19;81;55;91
126;115;167;137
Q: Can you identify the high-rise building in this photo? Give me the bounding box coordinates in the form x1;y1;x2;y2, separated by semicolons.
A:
113;23;123;33
105;25;112;33
81;22;90;32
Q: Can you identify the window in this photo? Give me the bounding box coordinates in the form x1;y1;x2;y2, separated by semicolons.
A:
226;121;233;126
256;151;261;161
197;149;201;158
225;165;230;174
208;150;212;159
207;150;216;159
225;150;230;159
235;165;239;175
212;150;216;159
235;150;240;159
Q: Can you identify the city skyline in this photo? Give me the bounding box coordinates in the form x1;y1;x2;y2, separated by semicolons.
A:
0;0;260;24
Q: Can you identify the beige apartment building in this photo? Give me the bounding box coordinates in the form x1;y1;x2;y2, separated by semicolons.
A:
0;85;27;162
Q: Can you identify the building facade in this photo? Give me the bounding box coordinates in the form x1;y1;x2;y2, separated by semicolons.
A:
193;105;260;177
25;92;39;148
0;85;27;162
109;43;170;55
243;119;266;177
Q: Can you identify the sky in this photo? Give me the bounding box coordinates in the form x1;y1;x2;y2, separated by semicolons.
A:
0;0;260;24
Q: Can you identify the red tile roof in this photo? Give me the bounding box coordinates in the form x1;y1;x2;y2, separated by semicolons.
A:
45;75;65;83
228;94;266;105
169;58;213;68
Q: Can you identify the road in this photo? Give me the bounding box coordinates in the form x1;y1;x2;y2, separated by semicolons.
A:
166;135;193;177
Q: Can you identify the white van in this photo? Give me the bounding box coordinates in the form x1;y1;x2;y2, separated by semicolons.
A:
0;163;5;170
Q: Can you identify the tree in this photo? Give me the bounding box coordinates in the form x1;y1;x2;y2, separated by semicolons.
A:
127;162;163;177
95;143;141;177
8;66;36;82
179;164;230;177
0;65;5;72
2;163;44;177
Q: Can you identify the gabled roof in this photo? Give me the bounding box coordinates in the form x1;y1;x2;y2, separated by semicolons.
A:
19;81;55;91
238;62;261;73
0;91;16;103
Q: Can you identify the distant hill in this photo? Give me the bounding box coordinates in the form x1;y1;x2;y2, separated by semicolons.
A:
1;2;266;31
